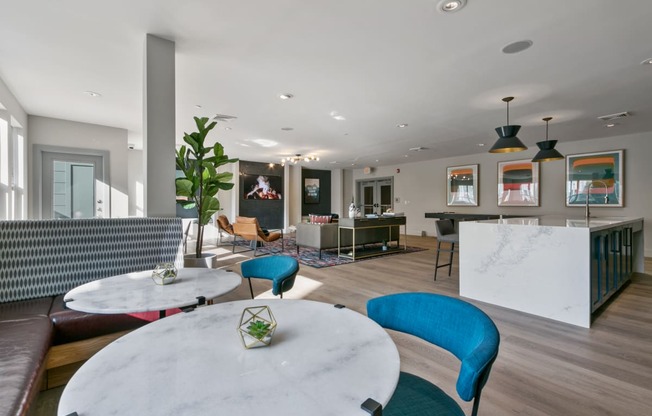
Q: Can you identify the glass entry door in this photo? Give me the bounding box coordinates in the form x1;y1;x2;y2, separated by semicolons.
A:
41;152;106;219
359;178;393;215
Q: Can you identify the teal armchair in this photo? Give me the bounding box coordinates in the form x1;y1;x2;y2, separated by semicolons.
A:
367;292;500;416
240;255;299;299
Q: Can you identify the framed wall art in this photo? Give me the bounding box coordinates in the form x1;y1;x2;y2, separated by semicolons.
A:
242;174;283;200
565;150;623;207
304;178;320;204
446;164;479;206
497;159;540;207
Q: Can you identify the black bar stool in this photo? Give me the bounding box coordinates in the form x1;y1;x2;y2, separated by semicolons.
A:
434;219;459;280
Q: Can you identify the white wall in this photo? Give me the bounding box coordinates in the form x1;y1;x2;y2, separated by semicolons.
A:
352;132;652;256
0;76;28;220
0;76;27;129
28;116;129;218
127;148;143;216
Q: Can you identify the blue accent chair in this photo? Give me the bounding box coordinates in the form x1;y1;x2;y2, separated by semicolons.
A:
240;255;299;299
367;293;500;416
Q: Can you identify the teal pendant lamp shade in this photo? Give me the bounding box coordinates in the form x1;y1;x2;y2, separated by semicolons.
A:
532;117;564;162
489;97;528;153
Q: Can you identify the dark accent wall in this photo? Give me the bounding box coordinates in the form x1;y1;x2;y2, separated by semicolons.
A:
302;168;332;216
239;161;284;229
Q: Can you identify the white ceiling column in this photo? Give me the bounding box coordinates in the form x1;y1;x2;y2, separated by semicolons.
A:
143;34;175;217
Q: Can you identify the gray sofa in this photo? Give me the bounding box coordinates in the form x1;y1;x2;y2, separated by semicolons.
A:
295;222;399;258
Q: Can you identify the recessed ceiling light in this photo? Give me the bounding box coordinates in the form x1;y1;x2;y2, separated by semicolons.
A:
477;143;485;147
330;161;339;164
437;0;466;13
195;104;202;109
502;40;533;54
641;58;652;65
224;127;232;130
404;154;409;158
84;91;101;97
605;123;617;128
281;127;294;131
279;93;294;100
397;124;408;128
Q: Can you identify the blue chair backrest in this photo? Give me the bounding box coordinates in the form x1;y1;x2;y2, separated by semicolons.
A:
240;255;299;296
367;292;500;402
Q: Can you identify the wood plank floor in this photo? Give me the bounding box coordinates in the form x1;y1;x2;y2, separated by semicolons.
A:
212;235;652;416
32;236;652;415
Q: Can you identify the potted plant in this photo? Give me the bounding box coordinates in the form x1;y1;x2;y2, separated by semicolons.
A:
238;305;277;348
175;116;238;267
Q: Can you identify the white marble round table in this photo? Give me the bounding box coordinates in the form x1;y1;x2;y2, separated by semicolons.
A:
64;268;242;314
58;299;400;416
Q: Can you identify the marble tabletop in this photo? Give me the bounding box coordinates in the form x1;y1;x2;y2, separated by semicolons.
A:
58;299;400;416
64;268;242;314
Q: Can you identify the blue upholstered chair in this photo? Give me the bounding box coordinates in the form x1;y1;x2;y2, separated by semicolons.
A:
367;293;500;416
240;255;299;299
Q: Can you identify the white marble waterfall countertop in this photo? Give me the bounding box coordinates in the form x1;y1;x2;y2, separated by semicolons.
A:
58;299;400;416
64;268;242;314
474;215;643;231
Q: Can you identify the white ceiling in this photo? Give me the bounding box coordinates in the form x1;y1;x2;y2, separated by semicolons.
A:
1;0;651;169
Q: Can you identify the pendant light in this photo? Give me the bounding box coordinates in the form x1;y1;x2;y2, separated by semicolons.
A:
532;117;564;162
489;96;528;153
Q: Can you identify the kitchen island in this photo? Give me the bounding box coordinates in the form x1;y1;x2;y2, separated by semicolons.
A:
459;216;644;328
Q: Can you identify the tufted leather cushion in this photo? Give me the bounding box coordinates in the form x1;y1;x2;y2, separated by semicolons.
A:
48;295;154;345
0;316;53;416
0;297;53;321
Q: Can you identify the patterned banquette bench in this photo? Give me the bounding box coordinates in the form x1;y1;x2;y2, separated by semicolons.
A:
0;218;183;416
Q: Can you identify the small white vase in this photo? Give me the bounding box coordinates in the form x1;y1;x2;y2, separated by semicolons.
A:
348;203;357;219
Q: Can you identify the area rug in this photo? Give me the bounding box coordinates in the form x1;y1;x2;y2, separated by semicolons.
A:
232;236;426;268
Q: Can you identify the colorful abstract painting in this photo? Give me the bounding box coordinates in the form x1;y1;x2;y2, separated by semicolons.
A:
498;159;540;206
565;150;623;207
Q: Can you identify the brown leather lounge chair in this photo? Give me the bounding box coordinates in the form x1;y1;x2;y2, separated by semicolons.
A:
232;216;284;256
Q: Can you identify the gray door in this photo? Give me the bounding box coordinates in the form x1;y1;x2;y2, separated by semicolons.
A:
359;178;393;215
42;152;106;219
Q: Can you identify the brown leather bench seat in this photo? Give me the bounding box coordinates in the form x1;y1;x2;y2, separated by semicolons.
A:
0;317;52;416
0;296;159;416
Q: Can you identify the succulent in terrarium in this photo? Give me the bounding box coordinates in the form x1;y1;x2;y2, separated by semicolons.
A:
247;320;272;340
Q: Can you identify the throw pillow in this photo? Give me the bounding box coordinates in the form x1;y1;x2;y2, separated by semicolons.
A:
309;214;331;224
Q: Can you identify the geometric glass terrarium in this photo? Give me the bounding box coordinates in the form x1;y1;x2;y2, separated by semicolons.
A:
151;263;178;285
237;305;277;349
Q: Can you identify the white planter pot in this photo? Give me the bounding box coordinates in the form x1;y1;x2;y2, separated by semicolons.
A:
184;253;216;268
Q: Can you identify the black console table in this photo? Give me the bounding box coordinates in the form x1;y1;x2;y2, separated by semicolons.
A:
338;216;407;261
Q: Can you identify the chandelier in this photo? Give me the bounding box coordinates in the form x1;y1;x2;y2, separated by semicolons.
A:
281;154;319;166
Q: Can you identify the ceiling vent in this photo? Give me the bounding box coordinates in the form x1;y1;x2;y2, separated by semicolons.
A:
211;113;238;122
597;111;630;122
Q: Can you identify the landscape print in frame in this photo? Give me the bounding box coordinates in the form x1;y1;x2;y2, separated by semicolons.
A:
447;164;479;206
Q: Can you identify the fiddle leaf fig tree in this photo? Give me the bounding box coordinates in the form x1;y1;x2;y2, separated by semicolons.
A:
175;116;238;258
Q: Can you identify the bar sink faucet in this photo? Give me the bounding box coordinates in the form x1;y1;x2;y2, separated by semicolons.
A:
585;180;609;218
